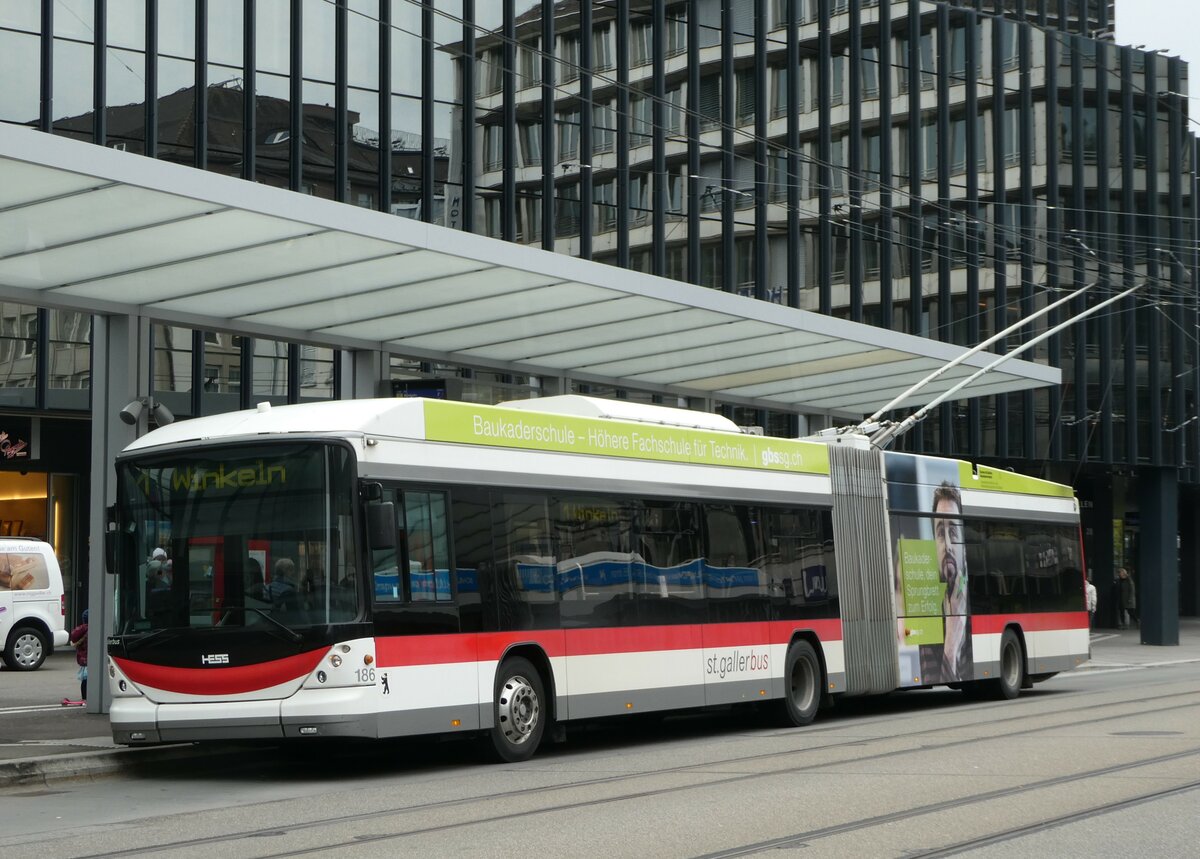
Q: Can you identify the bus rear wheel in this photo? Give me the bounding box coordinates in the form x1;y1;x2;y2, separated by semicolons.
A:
993;629;1024;700
487;657;546;763
779;640;822;727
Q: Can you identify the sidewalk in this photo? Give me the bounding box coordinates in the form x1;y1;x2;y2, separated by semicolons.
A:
2;619;1199;788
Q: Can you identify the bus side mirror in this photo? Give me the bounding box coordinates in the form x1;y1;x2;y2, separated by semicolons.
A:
367;502;397;550
360;482;384;502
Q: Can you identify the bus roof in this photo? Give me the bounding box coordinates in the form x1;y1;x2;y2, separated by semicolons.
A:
122;398;430;452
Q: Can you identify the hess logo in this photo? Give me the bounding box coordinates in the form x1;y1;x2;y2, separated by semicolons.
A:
200;653;230;665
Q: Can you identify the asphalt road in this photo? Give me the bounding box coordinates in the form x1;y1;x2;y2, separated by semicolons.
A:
1;656;1197;858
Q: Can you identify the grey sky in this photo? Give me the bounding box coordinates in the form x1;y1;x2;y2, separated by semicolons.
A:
1115;0;1200;129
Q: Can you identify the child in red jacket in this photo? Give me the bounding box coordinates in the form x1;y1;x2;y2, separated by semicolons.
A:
64;609;88;706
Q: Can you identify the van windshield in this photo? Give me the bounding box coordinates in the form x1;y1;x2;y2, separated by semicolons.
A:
112;442;359;634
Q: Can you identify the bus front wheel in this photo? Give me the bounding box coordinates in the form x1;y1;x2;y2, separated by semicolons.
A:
487;657;546;763
779;640;822;727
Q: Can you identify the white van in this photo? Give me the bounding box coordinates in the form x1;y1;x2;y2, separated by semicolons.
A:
0;538;68;671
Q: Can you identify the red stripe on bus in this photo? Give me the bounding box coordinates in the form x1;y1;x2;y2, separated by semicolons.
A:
114;650;326;696
375;620;843;668
972;612;1088;634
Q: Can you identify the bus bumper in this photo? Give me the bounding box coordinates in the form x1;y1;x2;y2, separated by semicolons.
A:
111;689;379;744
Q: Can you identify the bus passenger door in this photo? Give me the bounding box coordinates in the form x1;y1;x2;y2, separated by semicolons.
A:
370;488;469;729
701;504;770;706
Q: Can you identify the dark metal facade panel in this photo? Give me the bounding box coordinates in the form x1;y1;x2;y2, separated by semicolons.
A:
240;0;253;179
335;0;348;204
651;0;666;275
197;0;211;170
421;1;435;224
578;0;593;260
1120;49;1138;464
615;0;629;269
848;0;863;322
501;1;516;243
966;9;983;456
94;0;106;147
753;0;767;304
818;0;833;313
785;0;799;309
1018;19;1035;459
1095;39;1113;465
687;4;700;286
721;0;735;294
540;0;554;251
39;0;52;134
1043;28;1061;462
288;0;301;189
876;0;893;330
378;0;392;216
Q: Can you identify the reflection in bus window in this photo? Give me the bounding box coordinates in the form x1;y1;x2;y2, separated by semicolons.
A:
555;496;638;628
403;490;451;602
765;507;837;620
705;504;768;623
495;496;557;629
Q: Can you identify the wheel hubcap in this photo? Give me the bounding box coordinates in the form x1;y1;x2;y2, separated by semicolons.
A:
13;634;43;668
497;674;539;745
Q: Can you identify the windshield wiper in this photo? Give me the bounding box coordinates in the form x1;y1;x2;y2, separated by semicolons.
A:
217;606;304;643
123;628;181;654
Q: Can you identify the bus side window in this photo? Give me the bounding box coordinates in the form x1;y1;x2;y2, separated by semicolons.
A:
402;491;452;602
371;488;403;602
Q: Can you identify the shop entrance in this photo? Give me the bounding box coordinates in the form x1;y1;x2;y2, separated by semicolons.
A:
0;470;80;621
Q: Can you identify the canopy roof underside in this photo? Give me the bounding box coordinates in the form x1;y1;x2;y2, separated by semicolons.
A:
0;125;1059;418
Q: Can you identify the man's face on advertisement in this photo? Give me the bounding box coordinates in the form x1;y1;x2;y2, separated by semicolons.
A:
933;497;964;590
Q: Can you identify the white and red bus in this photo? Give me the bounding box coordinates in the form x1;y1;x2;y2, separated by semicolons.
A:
105;396;1088;761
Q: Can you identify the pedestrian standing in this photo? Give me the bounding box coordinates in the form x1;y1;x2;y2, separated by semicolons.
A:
64;609;88;707
1084;574;1097;656
1085;574;1097;628
1117;567;1138;629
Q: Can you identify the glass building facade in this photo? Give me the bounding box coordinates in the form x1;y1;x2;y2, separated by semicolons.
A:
1;0;1197;620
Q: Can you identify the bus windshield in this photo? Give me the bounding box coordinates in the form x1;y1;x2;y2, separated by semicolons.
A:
113;442;359;635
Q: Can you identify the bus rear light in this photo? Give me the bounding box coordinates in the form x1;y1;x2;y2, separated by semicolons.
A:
338;644;351;653
60;595;66;616
451;719;461;727
119;680;127;692
363;654;374;665
330;655;343;668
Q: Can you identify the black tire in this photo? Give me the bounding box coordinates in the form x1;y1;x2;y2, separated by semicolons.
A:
5;626;49;671
993;628;1024;700
779;640;822;727
487;657;546;763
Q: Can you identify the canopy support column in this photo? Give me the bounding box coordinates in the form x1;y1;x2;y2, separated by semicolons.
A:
87;314;143;714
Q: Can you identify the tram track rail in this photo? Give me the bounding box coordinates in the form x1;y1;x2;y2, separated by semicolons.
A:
68;682;1200;858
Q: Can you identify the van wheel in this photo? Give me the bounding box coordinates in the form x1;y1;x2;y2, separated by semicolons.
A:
487;657;546;763
778;640;822;727
5;626;49;671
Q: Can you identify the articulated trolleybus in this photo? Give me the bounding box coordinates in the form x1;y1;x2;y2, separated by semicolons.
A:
106;396;1088;761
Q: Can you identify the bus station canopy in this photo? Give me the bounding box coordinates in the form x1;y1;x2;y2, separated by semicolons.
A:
0;124;1059;418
